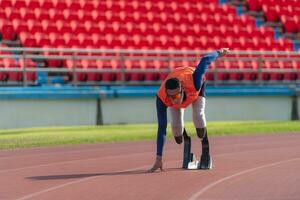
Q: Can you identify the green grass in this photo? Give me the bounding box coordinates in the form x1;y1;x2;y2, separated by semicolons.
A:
0;121;300;150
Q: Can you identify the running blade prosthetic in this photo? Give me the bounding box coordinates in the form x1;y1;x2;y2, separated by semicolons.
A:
198;154;213;170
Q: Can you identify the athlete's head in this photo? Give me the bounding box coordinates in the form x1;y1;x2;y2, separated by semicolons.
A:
165;78;184;105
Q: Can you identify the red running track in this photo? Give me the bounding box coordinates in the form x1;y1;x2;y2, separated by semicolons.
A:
1;133;300;200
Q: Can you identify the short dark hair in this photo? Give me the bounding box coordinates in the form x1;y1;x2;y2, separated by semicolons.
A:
165;78;180;90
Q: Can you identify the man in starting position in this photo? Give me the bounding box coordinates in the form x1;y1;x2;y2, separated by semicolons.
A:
149;48;230;172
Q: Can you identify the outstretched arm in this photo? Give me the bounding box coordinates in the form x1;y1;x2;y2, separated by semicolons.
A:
193;48;230;90
156;96;167;156
148;96;167;172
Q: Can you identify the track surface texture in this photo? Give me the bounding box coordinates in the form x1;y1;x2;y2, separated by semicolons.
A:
1;133;300;200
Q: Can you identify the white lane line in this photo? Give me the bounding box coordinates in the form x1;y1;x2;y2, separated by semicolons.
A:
15;160;180;200
0;146;270;174
16;168;147;200
0;137;294;161
11;147;295;200
2;133;296;160
4;130;300;160
8;152;252;200
188;157;300;200
13;145;300;200
0;144;297;174
0;150;153;174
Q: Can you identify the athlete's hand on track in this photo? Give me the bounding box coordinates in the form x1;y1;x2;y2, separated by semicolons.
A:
148;155;163;173
219;48;230;55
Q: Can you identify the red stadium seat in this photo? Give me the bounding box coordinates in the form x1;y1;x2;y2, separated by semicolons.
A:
42;46;62;67
65;59;87;82
281;16;298;33
40;0;54;9
245;60;259;81
263;6;280;22
56;1;67;10
246;0;262;11
0;0;12;7
81;60;100;82
1;22;15;40
19;59;37;82
125;60;145;82
13;19;29;33
82;2;94;11
35;32;51;47
3;58;22;82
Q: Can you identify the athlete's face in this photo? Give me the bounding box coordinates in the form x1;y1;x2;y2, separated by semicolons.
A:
166;86;184;105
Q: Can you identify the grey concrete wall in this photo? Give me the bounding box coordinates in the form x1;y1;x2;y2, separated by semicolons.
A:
0;99;97;129
101;96;294;124
0;95;297;129
101;98;157;124
205;96;292;121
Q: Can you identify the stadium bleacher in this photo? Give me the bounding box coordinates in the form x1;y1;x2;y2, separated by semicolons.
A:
246;0;300;32
0;0;299;84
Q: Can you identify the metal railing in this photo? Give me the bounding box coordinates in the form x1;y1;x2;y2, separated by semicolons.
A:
0;46;299;86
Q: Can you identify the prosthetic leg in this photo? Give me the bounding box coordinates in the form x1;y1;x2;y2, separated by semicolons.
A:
197;128;213;169
182;128;199;169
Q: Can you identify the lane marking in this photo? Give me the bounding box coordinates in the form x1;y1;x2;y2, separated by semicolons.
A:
188;157;300;200
13;146;299;200
1;144;298;174
0;151;153;174
2;134;298;160
15;160;180;200
0;137;295;161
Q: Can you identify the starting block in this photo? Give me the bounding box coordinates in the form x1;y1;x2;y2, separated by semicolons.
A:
187;153;199;169
182;132;213;170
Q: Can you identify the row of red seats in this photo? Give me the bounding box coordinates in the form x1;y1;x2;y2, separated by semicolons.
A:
1;16;259;38
247;0;300;11
69;71;300;82
0;59;37;82
4;18;258;36
2;20;276;45
64;58;300;69
0;8;238;25
1;52;299;82
0;69;297;82
262;6;300;33
18;32;293;52
0;43;37;82
246;0;300;34
61;59;300;82
0;0;223;13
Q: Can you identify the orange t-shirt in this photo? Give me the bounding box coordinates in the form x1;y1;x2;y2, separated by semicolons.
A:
157;67;201;109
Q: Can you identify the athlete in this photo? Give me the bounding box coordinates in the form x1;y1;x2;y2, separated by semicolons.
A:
148;48;230;172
